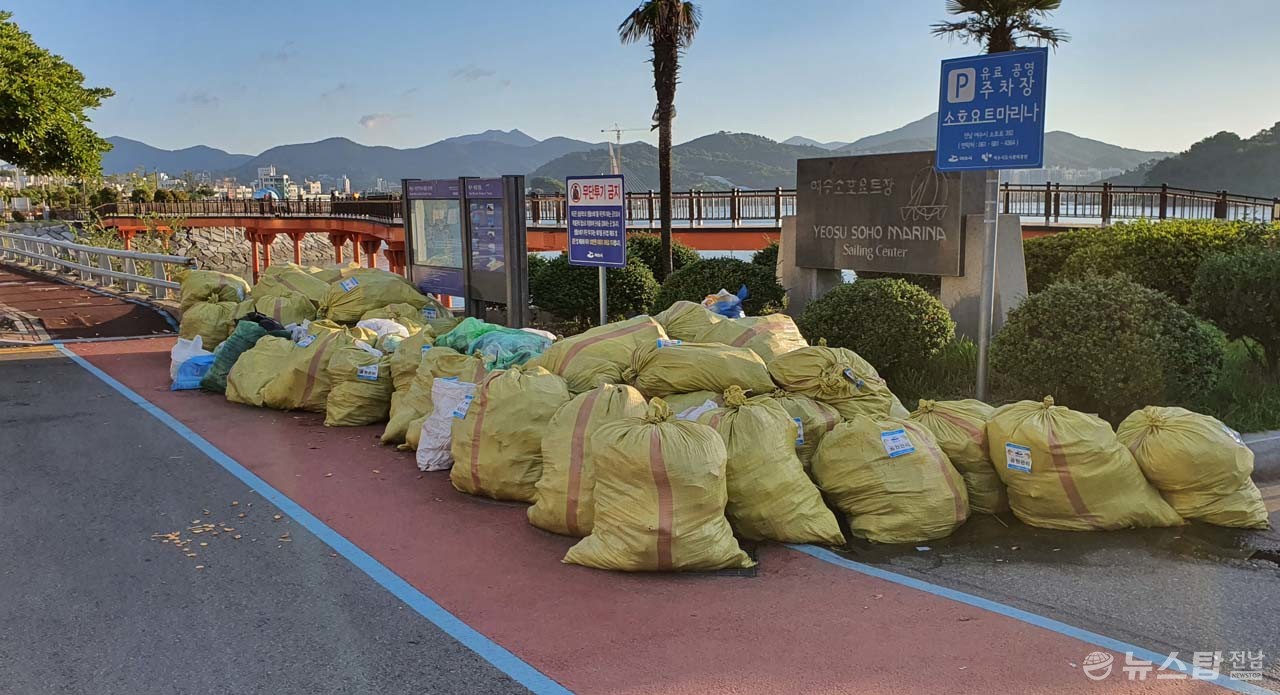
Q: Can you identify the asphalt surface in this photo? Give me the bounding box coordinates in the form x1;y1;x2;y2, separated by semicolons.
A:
0;265;175;341
0;353;528;695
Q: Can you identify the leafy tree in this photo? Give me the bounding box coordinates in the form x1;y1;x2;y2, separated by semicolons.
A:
192;185;215;199
90;186;119;206
152;189;172;203
619;0;701;280
0;12;113;176
130;187;152;204
930;0;1068;53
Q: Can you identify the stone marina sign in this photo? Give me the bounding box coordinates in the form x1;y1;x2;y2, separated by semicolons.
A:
795;151;984;276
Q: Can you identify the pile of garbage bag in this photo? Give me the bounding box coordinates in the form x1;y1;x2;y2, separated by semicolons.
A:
167;271;1270;574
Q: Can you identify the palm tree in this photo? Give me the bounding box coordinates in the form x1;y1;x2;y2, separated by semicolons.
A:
619;0;701;280
931;0;1068;53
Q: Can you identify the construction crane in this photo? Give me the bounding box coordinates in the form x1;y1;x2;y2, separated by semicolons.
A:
600;123;648;176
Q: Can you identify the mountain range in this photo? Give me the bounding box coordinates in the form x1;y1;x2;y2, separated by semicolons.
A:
103;117;1173;191
1105;123;1280;197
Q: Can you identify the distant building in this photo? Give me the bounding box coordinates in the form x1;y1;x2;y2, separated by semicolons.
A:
342;175;351;195
305;180;322;195
253;165;291;199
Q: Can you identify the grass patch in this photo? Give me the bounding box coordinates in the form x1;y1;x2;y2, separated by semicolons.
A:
1193;340;1280;432
890;337;978;410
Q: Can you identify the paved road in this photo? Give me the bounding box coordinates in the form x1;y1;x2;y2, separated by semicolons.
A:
0;351;526;695
3;339;1278;694
0;265;174;342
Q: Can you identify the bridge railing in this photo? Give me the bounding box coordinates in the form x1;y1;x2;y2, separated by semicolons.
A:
1003;182;1279;224
529;188;795;227
0;230;197;300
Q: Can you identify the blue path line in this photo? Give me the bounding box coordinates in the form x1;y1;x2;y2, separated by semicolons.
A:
787;544;1272;694
55;344;572;695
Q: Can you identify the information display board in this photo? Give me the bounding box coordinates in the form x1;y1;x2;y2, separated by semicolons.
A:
404;179;464;296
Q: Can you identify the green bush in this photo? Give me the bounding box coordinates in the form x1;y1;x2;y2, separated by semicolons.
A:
797;279;955;375
853;270;942;295
526;252;550;305
129;187;151;204
751;241;778;270
1051;219;1277;303
529;253;658;325
1022;228;1102;294
990;274;1223;423
653;256;785;315
627;234;700;278
10;210;26;222
1192;247;1280;371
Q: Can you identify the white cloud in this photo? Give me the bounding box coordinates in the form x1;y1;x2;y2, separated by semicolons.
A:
358;113;404;129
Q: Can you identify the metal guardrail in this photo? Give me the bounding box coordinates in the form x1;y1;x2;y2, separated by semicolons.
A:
1002;182;1280;224
0;231;198;300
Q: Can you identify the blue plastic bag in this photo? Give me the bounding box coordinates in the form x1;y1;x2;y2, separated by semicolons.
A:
172;354;215;390
702;285;750;319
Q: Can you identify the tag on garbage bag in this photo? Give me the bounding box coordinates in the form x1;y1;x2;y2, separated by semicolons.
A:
452;393;474;419
656;338;683;348
1005;442;1033;472
356;364;380;381
793;417;805;446
842;368;865;390
339;277;359;292
297;334;316;348
422;307;438;319
880;428;914;458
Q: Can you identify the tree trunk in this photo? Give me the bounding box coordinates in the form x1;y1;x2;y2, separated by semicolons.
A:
653;22;679;280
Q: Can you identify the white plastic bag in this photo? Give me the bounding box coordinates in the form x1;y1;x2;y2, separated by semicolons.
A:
415;378;478;472
356;318;411;341
676;399;720;421
169;336;212;381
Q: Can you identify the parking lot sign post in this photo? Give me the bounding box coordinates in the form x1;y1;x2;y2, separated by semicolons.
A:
566;175;627;326
936;47;1048;400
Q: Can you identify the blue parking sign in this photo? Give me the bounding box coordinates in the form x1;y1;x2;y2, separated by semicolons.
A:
936;47;1047;171
566;175;627;268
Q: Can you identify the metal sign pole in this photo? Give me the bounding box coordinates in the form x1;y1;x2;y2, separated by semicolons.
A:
598;266;608;326
975;167;999;401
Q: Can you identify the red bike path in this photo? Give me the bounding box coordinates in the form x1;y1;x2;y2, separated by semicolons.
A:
68;337;1231;694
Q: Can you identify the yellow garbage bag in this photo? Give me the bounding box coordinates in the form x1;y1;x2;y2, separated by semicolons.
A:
564;399;754;572
528;384;648;536
528;315;667;393
254;264;330;305
324;342;393;426
770;390;842;473
813;416;970;543
1117;406;1268;529
179;300;238;349
449;366;572;502
696;386;844;544
388;328;433;392
360;302;428;333
986;397;1183;531
767;345;908;420
309;263;360;284
653;300;724;340
320;268;428;323
234;291;316;327
259;328;352;412
401;348;489;451
662;390;724;416
226;336;296;407
910;399;1008;515
415;295;459;335
177;269;249;313
629;341;774;398
696;314;809;363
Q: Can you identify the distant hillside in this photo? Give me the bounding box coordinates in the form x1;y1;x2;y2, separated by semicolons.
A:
835;113;1172;173
533;132;831;190
437;129;538;147
1130;124;1280;197
102;137;253;175
782;136;850;150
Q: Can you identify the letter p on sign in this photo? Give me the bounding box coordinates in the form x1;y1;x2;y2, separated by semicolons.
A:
947;67;976;103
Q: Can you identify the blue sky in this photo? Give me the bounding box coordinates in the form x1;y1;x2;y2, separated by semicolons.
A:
11;0;1279;154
